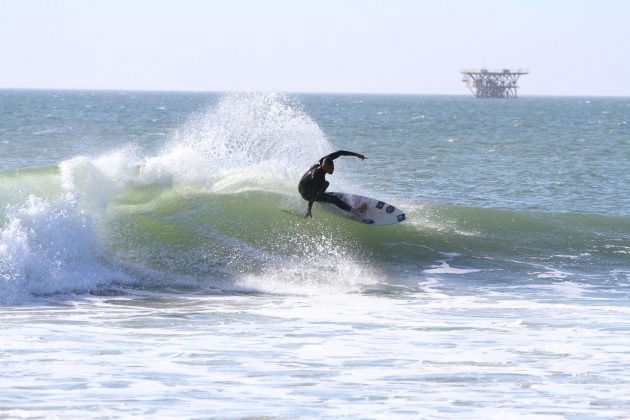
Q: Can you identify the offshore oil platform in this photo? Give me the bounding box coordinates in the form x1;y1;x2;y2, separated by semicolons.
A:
461;68;529;98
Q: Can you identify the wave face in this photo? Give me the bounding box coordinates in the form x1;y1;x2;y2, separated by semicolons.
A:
1;93;629;302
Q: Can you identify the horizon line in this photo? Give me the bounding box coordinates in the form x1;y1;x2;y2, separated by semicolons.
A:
1;86;629;99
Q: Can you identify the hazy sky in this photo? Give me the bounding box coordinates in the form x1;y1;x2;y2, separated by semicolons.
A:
1;0;629;96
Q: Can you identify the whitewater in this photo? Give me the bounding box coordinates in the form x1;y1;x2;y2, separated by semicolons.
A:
1;90;629;418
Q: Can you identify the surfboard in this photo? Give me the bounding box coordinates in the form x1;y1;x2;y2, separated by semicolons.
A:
322;192;406;225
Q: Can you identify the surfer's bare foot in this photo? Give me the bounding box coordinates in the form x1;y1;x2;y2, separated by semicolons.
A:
351;203;368;215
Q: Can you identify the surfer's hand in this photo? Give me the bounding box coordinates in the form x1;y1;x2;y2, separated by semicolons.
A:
357;154;367;160
305;209;312;218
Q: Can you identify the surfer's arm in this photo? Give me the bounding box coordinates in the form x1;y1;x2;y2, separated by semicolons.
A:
321;150;367;162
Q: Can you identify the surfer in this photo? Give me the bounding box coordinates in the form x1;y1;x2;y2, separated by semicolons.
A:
298;150;367;218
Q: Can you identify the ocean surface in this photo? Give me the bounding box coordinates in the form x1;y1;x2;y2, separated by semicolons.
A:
1;90;629;418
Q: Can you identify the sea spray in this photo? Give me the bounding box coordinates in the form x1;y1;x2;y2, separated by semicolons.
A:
140;92;332;191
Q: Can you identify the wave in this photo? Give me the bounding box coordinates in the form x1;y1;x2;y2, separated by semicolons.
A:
0;93;376;302
2;93;629;302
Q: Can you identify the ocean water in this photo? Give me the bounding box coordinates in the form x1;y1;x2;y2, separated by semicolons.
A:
1;90;629;418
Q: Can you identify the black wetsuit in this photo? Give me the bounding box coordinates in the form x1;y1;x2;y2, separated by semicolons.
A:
298;150;359;213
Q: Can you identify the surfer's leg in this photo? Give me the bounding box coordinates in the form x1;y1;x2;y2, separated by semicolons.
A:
315;192;352;212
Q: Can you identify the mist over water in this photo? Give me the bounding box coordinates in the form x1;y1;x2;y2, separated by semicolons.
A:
1;90;629;417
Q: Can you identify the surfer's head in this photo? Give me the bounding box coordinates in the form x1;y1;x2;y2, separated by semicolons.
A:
321;158;334;174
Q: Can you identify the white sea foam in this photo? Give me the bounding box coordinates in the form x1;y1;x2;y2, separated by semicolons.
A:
0;196;125;302
423;261;482;275
235;249;379;296
3;288;614;417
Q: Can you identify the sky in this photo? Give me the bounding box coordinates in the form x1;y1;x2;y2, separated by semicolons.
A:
1;0;629;96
